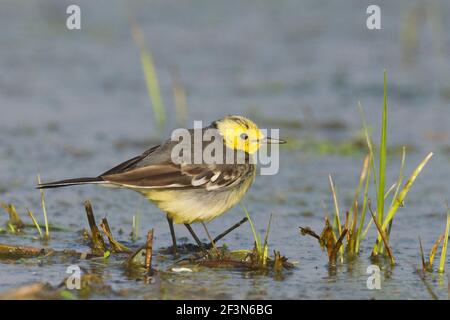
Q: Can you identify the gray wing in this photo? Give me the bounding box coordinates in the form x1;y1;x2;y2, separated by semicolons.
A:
38;126;255;190
100;127;254;190
102;161;254;191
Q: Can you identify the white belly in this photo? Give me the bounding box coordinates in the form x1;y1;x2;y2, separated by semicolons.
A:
141;179;254;224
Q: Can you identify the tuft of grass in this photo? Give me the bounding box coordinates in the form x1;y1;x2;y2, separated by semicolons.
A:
240;203;273;268
241;203;264;265
328;155;370;260
358;71;433;257
301;71;433;266
417;206;449;273
300;217;348;265
2;190;61;239
300;155;370;264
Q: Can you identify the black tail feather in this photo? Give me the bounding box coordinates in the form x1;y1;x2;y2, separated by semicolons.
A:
37;177;105;189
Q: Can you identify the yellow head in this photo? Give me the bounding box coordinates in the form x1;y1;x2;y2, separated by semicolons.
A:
214;115;285;154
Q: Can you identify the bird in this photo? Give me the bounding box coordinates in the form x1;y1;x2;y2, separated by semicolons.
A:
38;115;285;253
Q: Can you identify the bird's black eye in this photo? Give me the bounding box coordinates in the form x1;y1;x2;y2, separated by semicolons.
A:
240;133;249;140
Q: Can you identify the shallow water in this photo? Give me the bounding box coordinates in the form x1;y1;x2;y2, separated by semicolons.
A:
1;0;450;299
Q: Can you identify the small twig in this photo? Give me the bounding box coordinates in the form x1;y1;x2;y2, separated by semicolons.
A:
145;229;154;272
330;228;348;263
84;201;106;254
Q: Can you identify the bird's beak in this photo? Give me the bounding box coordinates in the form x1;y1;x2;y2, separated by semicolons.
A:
259;137;286;144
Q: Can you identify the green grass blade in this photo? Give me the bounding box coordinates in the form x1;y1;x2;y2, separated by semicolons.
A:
358;102;378;197
328;175;344;262
377;70;388;226
350;155;369;254
361;183;394;240
389;146;406;212
263;213;273;251
262;214;272;267
438;207;450;273
429;234;445;269
352;155;370;215
26;208;43;239
381;152;433;230
37;175;49;239
241;202;261;253
131;22;167;131
141;50;166;130
328;174;342;235
386;146;406;241
356;161;371;252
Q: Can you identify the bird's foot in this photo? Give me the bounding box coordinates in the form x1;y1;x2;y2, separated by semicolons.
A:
159;243;209;255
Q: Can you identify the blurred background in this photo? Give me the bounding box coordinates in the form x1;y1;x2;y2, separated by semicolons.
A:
0;0;449;299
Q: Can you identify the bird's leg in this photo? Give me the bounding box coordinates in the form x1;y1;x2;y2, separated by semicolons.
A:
184;224;205;250
209;217;248;247
166;216;177;255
